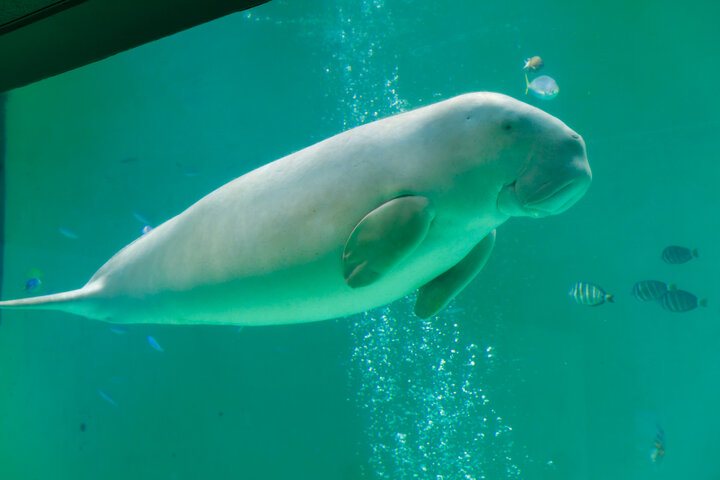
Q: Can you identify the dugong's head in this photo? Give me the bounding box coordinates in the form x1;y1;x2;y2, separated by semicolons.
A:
456;93;591;219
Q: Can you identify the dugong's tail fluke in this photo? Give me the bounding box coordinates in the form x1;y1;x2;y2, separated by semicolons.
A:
0;286;96;315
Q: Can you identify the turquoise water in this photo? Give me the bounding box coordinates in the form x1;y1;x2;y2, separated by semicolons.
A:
1;0;719;478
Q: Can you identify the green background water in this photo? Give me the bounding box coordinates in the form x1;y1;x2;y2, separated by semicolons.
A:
1;0;719;478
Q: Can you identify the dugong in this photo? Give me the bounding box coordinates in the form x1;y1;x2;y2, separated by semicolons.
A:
0;92;591;325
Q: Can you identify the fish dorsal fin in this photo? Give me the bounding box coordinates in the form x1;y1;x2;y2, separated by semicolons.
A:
343;196;435;288
414;230;496;318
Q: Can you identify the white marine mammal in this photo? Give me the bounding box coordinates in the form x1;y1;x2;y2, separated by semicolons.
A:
0;92;591;325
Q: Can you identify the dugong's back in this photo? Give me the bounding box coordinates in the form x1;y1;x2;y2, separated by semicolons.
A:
80;101;463;324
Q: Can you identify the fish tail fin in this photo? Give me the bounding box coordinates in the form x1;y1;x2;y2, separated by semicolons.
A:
699;298;708;307
0;285;99;316
605;294;615;303
525;73;530;95
692;248;699;258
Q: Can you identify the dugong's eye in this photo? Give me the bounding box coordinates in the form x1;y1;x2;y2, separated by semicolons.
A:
502;123;513;132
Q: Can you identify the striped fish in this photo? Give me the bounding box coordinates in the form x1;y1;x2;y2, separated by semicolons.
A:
632;280;669;301
568;282;614;306
659;289;707;312
662;246;698;264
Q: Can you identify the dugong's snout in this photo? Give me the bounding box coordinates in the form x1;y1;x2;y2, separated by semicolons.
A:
522;170;591;216
497;131;591;218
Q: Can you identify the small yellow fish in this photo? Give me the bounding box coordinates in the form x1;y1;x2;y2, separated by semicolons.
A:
523;56;544;71
650;426;665;464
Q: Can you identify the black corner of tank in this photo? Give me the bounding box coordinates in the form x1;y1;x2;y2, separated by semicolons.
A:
0;0;272;93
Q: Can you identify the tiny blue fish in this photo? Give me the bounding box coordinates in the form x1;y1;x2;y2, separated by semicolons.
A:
146;335;164;352
176;161;199;177
659;289;706;312
98;388;119;407
58;227;79;239
24;277;42;292
569;281;614;306
632;280;670;302
141;225;153;235
109;325;128;335
444;304;466;315
525;74;559;100
661;246;698;264
132;211;151;225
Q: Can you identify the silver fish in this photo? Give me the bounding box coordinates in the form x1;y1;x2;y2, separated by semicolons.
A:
659;289;706;312
661;246;698;264
525;74;559;100
632;280;669;301
569;281;613;306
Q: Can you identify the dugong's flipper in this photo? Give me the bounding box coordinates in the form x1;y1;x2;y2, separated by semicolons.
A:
343;196;435;288
414;230;496;318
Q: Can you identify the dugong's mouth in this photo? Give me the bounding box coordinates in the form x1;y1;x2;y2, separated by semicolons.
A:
497;175;591;218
